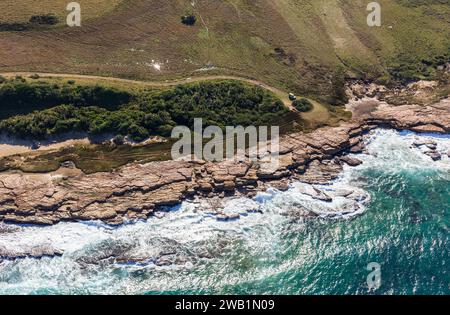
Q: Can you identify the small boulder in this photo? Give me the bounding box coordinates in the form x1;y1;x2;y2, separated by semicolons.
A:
297;184;332;202
425;151;442;161
340;156;363;167
349;144;364;154
216;213;240;221
425;143;437;151
413;139;437;148
223;181;236;192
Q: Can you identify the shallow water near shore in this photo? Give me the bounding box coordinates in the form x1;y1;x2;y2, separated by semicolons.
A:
0;130;449;295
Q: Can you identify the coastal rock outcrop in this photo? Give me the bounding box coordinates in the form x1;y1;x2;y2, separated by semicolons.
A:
0;98;449;225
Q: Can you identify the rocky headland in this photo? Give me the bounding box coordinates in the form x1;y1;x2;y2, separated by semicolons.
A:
0;89;449;226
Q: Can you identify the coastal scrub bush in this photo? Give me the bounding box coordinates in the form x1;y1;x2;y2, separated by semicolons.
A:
112;135;125;146
0;81;133;119
0;22;28;31
387;51;450;84
0;75;6;84
181;14;196;25
14;76;26;83
0;80;288;141
292;98;313;112
0;14;59;32
330;66;348;105
29;14;59;25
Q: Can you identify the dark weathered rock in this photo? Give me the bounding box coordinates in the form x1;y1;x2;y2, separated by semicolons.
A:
349;143;365;154
425;151;442;161
340;156;363;167
270;181;290;191
413;139;437;148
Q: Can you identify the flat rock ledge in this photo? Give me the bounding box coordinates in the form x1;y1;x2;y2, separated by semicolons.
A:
1;101;449;225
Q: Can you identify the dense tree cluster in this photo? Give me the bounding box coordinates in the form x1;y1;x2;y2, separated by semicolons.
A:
0;80;287;141
0;80;132;119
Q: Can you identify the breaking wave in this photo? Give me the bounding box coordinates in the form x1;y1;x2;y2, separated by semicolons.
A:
0;129;449;294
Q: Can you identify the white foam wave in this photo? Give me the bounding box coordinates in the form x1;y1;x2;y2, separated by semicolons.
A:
0;129;448;294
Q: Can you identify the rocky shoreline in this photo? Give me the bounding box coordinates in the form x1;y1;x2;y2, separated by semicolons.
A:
0;94;449;226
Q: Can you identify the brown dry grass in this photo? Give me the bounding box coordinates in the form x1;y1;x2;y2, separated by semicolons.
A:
0;0;448;103
0;0;339;101
0;0;122;23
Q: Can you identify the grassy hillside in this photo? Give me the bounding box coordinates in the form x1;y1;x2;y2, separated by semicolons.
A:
0;0;449;103
0;0;123;24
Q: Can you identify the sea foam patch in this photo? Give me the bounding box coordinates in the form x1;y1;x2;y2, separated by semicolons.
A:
0;129;449;294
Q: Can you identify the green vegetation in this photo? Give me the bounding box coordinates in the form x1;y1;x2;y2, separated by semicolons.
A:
29;14;59;25
0;13;59;31
0;80;132;119
0;80;287;141
181;14;196;26
340;0;450;85
112;134;125;145
1;1;449;103
292;98;313;112
330;66;349;105
0;22;28;31
387;51;450;84
14;75;26;83
0;0;123;26
397;0;450;7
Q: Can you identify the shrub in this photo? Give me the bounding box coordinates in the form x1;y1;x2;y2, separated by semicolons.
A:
14;76;26;83
30;74;40;80
0;81;133;120
112;135;125;146
181;14;196;26
0;75;6;84
128;124;149;142
0;80;288;140
29;14;59;25
330;66;349;105
67;80;76;85
0;22;28;31
292;98;313;112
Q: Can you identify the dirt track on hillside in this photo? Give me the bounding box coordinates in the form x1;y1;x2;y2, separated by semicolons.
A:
1;72;296;108
1;71;337;127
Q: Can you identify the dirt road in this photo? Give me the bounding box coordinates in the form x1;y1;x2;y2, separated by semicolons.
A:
1;71;335;123
1;72;295;107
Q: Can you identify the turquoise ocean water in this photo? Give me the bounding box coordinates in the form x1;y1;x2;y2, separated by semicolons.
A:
0;129;448;295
